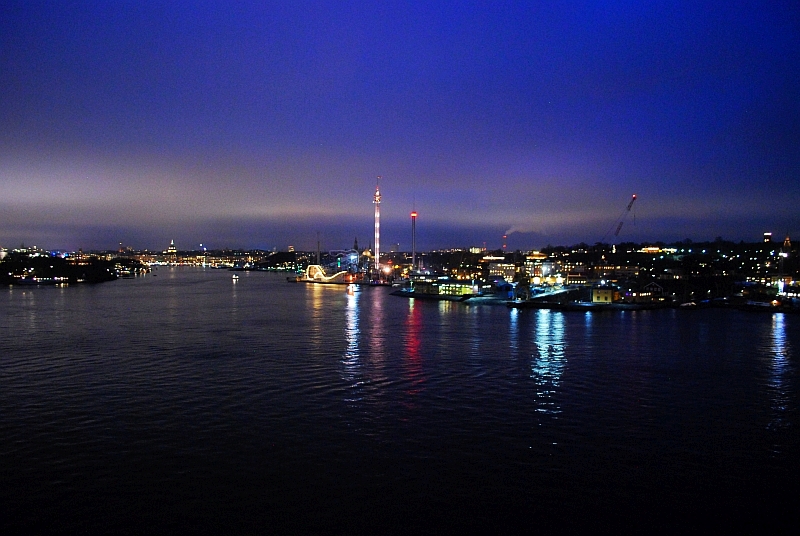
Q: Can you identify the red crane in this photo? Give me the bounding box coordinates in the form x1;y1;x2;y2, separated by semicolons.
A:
602;194;637;242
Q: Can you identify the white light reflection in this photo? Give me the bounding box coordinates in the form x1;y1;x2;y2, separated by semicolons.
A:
229;272;239;322
509;307;519;358
344;289;360;362
341;288;363;403
531;309;566;415
767;313;793;438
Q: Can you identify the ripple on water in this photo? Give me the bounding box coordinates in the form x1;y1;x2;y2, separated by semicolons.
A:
1;273;799;533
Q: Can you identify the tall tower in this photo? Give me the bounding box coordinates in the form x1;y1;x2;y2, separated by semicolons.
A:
411;210;417;272
373;177;381;276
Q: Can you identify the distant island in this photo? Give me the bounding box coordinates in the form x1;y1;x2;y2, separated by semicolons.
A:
0;249;144;286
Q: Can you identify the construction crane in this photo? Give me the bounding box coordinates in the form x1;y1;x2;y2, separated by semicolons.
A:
601;194;637;243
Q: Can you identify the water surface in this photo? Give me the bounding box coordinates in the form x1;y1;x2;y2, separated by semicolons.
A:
2;268;798;533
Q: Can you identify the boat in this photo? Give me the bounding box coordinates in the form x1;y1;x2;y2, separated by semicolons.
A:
390;279;480;301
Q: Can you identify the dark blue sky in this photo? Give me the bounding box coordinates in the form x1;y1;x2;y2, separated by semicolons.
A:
2;1;798;251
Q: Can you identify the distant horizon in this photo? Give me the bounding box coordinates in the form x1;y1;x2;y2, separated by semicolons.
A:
2;219;791;254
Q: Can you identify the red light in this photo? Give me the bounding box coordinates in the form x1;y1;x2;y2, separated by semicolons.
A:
411;211;417;217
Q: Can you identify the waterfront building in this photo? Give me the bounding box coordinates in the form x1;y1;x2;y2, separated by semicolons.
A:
592;285;619;303
619;284;656;303
566;272;588;285
488;261;516;281
642;281;666;298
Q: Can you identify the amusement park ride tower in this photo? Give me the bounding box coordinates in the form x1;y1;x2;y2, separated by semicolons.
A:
373;177;381;276
411;210;417;272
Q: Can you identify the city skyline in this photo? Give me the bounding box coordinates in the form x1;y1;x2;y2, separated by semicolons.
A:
2;1;799;251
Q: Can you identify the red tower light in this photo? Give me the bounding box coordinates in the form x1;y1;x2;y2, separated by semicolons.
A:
411;210;418;272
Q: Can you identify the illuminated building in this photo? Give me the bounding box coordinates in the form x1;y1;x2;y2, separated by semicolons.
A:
566;272;588;285
488;262;516;281
160;240;179;264
592;285;619;303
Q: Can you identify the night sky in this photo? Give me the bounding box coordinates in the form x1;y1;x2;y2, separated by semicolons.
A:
2;1;798;252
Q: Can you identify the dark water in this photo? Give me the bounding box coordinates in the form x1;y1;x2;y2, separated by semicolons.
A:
2;268;799;533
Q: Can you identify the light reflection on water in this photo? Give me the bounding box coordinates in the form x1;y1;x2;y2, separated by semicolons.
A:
14;289;39;332
2;271;799;533
509;307;519;358
341;288;362;403
309;282;326;352
532;309;566;415
403;300;424;400
368;284;387;365
767;313;793;438
436;299;456;315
